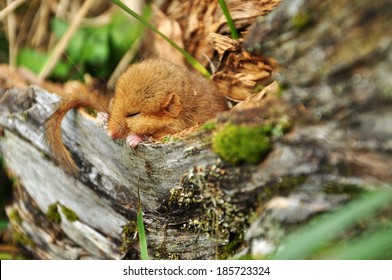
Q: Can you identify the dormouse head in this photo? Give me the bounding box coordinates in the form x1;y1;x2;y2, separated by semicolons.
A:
107;59;187;140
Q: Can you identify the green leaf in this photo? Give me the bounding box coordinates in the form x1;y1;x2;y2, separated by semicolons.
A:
17;48;47;74
81;27;110;64
51;18;84;62
51;18;68;38
17;47;72;80
137;205;149;260
110;12;141;54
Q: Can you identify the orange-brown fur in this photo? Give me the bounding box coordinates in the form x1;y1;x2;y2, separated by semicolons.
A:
108;59;228;139
45;59;228;174
44;83;111;174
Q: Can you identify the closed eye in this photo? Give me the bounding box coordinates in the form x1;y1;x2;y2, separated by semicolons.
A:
126;112;140;118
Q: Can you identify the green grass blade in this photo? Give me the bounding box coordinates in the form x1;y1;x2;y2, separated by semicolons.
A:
218;0;239;39
322;224;392;260
112;0;211;78
269;189;392;259
136;178;148;260
137;206;149;260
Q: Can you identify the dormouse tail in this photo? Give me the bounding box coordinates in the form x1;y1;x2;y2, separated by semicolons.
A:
44;83;111;175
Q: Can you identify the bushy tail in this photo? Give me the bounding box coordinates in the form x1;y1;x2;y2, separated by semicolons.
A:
44;83;111;174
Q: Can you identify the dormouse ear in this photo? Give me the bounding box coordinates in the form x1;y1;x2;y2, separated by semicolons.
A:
162;93;182;117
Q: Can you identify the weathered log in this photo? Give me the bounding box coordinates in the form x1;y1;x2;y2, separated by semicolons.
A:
1;0;392;259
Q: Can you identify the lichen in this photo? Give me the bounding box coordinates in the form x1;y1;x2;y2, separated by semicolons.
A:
175;165;247;258
60;205;79;222
154;242;181;260
212;123;272;164
46;203;61;224
271;115;292;138
154;251;181;260
168;185;197;208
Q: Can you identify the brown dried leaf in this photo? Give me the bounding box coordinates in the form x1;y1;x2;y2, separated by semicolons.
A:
160;0;282;62
210;34;276;101
209;32;241;57
150;5;185;65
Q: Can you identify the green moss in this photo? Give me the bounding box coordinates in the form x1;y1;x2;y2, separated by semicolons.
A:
161;135;181;143
292;10;312;32
85;107;98;117
271;176;306;194
8;209;36;249
212;123;272;164
325;183;364;196
60;205;79;222
12;231;35;248
121;221;138;253
46;203;61;224
8;208;22;225
0;252;25;260
202;120;217;131
154;242;181;260
276;83;288;98
258;176;307;202
252;84;265;94
219;233;245;260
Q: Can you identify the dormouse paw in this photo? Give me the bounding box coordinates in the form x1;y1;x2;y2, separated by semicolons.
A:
126;134;143;148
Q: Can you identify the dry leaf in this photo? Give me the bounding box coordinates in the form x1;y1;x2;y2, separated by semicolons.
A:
160;0;282;62
210;33;276;101
150;5;185;65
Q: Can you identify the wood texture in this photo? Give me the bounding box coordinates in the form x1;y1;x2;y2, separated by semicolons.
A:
1;0;391;259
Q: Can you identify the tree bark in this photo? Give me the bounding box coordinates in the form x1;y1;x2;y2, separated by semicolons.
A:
1;0;391;259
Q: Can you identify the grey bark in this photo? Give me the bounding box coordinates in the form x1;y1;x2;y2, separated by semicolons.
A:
1;0;391;259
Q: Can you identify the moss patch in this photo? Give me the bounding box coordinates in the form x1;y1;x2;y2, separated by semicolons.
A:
202;120;217;132
60;205;79;222
12;230;35;248
120;221;138;253
46;203;61;224
8;208;22;225
260;176;307;202
212;111;292;165
212;123;272;164
292;10;313;32
161;135;181;143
